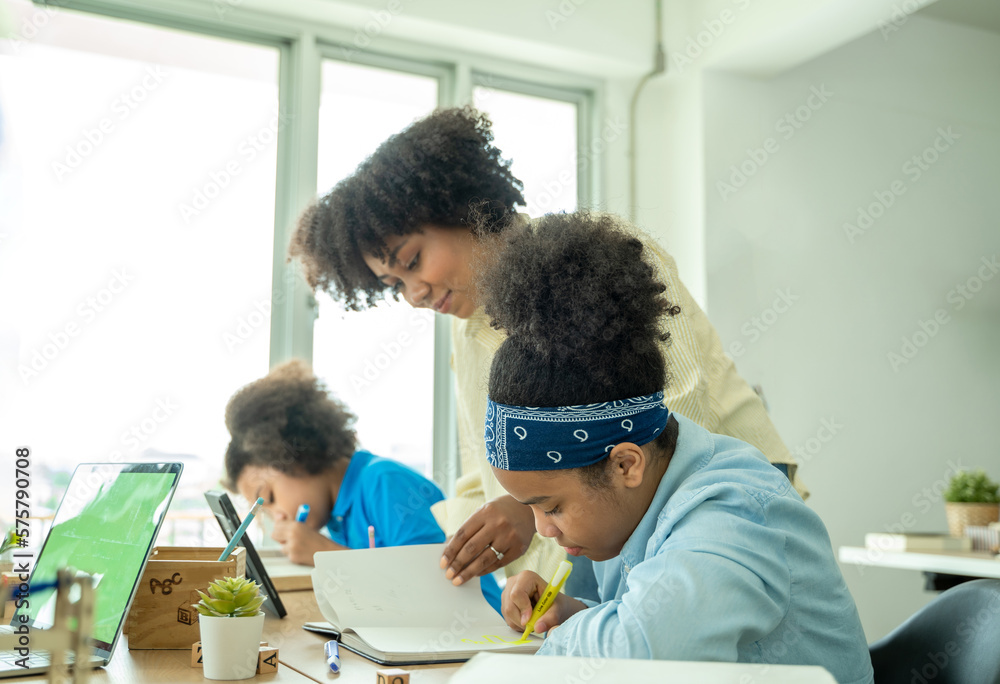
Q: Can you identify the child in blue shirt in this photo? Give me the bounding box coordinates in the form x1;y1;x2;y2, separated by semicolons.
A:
222;359;501;611
476;212;873;683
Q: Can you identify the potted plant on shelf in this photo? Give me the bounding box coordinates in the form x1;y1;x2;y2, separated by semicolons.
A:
943;470;1000;537
193;576;266;681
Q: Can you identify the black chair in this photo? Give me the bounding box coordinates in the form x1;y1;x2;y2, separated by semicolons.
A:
869;579;1000;684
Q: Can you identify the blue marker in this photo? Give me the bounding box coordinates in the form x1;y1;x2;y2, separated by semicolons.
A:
217;497;264;562
296;504;310;523
324;639;340;674
7;580;58;601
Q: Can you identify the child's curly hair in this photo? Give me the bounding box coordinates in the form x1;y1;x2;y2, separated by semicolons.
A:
479;212;681;485
289;106;525;311
222;359;357;491
481;211;680;405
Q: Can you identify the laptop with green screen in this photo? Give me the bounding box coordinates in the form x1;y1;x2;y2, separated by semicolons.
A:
0;462;183;676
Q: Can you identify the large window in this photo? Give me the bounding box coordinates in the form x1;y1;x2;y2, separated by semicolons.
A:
0;2;280;539
312;60;439;477
0;0;595;545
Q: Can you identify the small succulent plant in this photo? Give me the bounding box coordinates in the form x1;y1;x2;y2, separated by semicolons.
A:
193;576;265;617
0;529;21;557
944;470;1000;504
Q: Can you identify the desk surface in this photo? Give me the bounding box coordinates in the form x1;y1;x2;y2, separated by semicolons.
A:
5;591;460;683
4;588;847;683
259;552;313;593
839;545;1000;578
454;653;837;683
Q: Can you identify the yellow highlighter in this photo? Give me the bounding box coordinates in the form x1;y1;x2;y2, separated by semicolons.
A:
521;560;573;640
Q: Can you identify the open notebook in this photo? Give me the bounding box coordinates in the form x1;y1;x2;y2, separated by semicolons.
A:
305;544;542;665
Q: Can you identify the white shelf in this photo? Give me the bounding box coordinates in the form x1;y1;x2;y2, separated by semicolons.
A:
838;546;1000;579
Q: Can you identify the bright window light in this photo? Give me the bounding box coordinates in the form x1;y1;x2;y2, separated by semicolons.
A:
312;60;439;477
473;85;578;215
0;2;279;540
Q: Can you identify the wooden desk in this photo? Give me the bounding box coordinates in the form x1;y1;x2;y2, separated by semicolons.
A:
2;644;315;684
259;552;312;593
5;591;461;683
454;653;837;683
838;545;1000;578
2;588;849;683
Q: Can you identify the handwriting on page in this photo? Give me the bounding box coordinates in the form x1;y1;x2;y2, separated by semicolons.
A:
343;586;403;613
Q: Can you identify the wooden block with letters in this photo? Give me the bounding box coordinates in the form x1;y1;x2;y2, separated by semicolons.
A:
127;546;246;650
376;668;410;684
194;640;278;671
257;644;279;673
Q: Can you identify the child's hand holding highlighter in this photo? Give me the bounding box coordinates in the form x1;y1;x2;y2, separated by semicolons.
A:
501;563;585;637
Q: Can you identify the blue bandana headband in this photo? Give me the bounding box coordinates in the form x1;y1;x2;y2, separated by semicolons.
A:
485;391;670;471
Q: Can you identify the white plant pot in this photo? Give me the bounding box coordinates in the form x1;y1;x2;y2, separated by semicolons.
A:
0;548;13;575
198;613;265;681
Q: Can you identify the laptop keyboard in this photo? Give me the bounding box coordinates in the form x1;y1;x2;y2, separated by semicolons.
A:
0;648;100;675
0;649;52;672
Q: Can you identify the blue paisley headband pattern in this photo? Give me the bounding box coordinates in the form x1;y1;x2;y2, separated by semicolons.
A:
485;391;671;471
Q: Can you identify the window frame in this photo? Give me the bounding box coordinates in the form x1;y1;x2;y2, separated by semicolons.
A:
471;71;596;211
40;0;602;493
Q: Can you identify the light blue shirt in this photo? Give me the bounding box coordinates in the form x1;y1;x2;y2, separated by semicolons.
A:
539;415;873;684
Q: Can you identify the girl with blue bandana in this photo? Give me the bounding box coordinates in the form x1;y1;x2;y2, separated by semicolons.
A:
478;212;873;683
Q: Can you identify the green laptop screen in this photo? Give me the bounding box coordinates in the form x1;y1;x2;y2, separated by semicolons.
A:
19;465;177;648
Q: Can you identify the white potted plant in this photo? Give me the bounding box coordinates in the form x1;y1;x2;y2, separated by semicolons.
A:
943;470;1000;538
193;576;266;680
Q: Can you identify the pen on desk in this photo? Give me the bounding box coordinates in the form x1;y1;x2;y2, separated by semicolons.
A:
218;497;264;562
296;503;310;523
521;559;573;640
324;639;341;674
368;525;375;549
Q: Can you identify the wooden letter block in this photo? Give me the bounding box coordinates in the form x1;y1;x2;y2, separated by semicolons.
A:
257;645;279;674
376;668;410;684
190;641;202;668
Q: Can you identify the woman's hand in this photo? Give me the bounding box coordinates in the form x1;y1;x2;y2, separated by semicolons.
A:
271;520;346;565
502;571;587;635
440;495;537;585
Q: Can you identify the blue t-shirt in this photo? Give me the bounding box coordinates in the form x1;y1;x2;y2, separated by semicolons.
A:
325;450;502;613
541;416;874;684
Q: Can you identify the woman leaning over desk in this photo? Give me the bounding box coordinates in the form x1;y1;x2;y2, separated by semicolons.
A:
288;106;806;589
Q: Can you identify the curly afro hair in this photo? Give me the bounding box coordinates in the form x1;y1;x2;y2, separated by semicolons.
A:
222;359;357;491
289;106;525;311
480;211;680;407
479;212;681;485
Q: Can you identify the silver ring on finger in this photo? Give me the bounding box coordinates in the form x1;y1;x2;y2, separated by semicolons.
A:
487;544;504;562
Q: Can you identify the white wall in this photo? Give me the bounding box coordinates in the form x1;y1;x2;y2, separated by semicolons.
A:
703;16;1000;640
